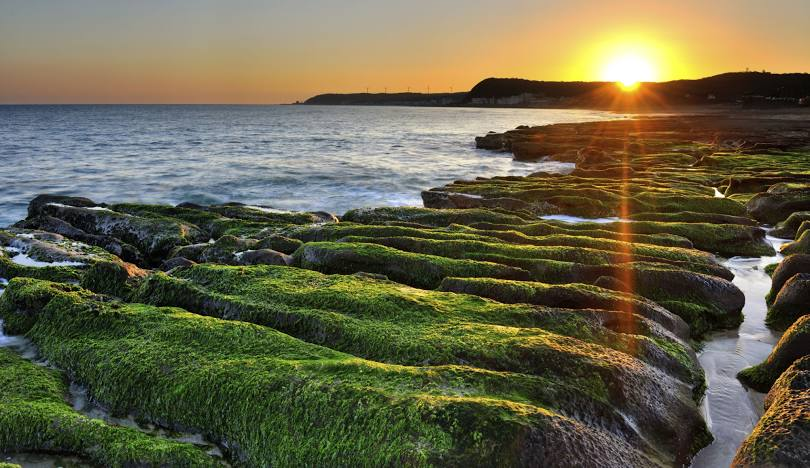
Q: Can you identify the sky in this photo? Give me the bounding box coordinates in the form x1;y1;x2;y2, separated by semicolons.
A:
2;0;809;104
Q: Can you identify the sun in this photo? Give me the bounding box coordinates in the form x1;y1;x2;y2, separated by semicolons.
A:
602;53;657;91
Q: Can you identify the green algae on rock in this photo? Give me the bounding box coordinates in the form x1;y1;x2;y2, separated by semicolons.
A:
436;276;690;339
292;241;532;288
738;315;810;392
0;348;220;467
733;356;810;467
134;264;700;385
0;278;711;467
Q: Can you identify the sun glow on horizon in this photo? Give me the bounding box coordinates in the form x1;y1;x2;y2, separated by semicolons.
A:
602;52;657;91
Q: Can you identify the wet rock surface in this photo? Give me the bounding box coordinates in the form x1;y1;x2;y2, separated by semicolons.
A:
1;114;810;466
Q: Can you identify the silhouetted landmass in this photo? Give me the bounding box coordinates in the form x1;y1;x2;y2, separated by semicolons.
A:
303;92;466;106
304;72;810;109
468;72;810;109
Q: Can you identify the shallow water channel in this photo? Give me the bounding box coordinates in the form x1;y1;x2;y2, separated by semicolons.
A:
690;233;789;467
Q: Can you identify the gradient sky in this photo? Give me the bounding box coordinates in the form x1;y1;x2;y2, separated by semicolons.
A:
2;0;809;104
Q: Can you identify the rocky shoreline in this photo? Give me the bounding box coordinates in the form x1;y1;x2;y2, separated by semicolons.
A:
1;114;809;466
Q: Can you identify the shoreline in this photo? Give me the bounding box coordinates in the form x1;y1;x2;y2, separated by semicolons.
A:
1;112;809;466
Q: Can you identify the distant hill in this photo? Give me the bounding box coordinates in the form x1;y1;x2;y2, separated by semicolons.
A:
302;72;810;109
466;72;810;108
303;92;466;106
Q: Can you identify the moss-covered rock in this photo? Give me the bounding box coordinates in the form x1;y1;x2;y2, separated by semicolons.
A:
767;273;810;330
747;185;810;224
342;206;531;227
134;264;700;383
781;227;810;256
436;276;690;340
0;347;220;467
1;278;711;466
738;315;810;392
772;211;810;239
733;356;810;467
627;211;757;226
334;235;732;280
29;198;204;264
470;220;773;258
292;241;532;289
767;254;810;304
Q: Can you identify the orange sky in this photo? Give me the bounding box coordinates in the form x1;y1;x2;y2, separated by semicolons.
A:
2;0;809;104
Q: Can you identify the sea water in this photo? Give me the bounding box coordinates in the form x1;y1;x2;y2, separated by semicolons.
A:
0;105;619;226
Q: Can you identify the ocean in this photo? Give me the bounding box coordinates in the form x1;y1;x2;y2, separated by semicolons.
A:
0;105;619;226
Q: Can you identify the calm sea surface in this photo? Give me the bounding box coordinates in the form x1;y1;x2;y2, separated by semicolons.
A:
0;105;619;226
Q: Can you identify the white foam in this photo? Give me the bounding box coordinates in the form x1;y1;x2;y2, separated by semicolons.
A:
47;202;112;212
245;205;294;214
539;214;628;224
713;188;726;198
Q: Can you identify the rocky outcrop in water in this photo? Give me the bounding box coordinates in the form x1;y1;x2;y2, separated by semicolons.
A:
768;273;810;330
2;115;810;466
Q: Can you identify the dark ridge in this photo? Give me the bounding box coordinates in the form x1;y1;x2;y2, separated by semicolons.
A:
303;92;466;106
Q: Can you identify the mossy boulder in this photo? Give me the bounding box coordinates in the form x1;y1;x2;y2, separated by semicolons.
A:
0;348;220;467
733;356;810;467
255;234;303;254
767;254;810;304
772;211;810;239
29;197;205;264
738;315;810;392
767;273;810;330
0;231;89;284
15;214;144;264
0;229;146;299
780;227;810;256
1;278;711;466
747;185;810;224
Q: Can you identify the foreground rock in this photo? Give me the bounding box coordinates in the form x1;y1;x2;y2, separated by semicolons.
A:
733;356;810;467
1;278;710;466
